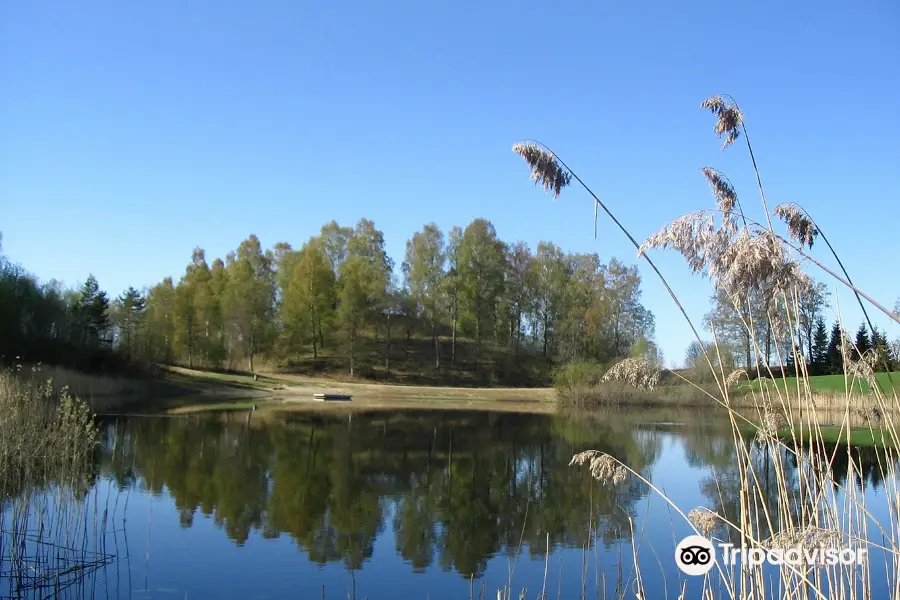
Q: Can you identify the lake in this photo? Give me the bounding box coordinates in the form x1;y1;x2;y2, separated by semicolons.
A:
1;407;895;599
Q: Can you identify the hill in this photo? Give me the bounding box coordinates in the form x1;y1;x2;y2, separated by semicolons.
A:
268;333;554;387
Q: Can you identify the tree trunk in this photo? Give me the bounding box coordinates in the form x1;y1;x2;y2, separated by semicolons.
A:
451;297;457;364
515;311;521;355
204;319;211;366
613;312;621;359
248;329;255;372
745;333;751;370
432;316;439;369
349;328;355;376
310;311;318;359
542;312;549;357
806;326;813;366
386;315;391;373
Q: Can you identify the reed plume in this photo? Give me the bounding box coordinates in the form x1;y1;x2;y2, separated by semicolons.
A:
700;167;741;222
725;369;747;387
602;357;661;391
688;508;720;537
700;95;743;150
641;212;811;306
772;203;818;249
512;143;571;200
570;450;630;486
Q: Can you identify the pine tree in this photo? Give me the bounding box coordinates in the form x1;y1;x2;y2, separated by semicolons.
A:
811;316;829;374
854;323;871;358
871;327;890;369
114;286;146;359
826;322;844;375
76;274;110;347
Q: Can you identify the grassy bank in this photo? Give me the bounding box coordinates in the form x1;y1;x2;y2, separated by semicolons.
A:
746;372;899;394
160;366;556;415
779;424;896;447
75;362;896;422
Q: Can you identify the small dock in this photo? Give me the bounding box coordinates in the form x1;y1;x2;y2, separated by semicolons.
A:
313;393;353;402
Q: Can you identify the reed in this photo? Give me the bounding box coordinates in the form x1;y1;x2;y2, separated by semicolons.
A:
0;368;98;500
0;367;117;599
513;94;900;599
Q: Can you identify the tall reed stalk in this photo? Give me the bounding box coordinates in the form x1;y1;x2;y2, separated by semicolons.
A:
513;94;900;599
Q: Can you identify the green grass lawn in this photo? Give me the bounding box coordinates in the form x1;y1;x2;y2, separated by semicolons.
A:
778;424;894;448
736;420;893;448
747;372;899;394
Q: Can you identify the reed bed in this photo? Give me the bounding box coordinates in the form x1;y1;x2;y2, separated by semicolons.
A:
13;363;156;411
0;367;122;599
0;368;98;500
512;94;900;599
0;488;119;599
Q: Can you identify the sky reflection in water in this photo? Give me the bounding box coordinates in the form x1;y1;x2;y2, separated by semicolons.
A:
2;408;893;599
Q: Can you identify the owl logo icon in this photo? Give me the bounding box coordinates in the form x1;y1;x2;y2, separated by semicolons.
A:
675;535;715;576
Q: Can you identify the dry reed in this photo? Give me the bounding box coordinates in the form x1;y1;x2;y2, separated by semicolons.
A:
515;92;900;599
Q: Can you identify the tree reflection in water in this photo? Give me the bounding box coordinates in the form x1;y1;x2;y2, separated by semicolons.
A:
98;410;666;578
95;409;894;582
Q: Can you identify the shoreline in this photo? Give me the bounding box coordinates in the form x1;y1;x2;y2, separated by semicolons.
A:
103;365;557;415
38;365;896;434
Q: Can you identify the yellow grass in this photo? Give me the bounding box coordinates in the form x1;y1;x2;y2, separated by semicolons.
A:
161;366;556;415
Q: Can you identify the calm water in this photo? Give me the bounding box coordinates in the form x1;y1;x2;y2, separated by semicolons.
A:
1;408;895;599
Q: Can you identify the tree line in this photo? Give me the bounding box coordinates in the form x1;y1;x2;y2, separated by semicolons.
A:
686;283;899;376
0;220;658;383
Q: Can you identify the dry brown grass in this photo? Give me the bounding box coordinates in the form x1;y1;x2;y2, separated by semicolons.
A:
164;366;556;416
14;363;155;411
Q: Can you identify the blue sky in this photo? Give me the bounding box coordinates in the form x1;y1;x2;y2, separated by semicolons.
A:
2;0;898;366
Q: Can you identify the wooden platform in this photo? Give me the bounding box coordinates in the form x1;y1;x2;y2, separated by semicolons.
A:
312;393;353;402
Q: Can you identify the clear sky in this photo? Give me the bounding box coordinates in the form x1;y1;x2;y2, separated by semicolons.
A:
2;0;898;367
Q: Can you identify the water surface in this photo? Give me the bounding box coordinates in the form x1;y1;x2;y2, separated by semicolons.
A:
1;408;893;599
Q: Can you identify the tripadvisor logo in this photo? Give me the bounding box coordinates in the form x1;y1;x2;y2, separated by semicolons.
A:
675;535;868;576
676;535;715;576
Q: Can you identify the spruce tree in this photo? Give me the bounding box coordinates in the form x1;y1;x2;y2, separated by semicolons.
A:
76;274;110;347
854;323;871;358
871;327;890;369
826;322;844;374
811;316;829;374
